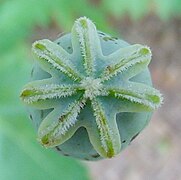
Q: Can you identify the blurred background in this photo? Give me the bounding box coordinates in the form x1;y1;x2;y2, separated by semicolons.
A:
0;0;181;179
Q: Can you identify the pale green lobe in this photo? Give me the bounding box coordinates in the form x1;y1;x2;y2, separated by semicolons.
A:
71;17;103;76
100;44;152;81
32;39;83;81
20;78;80;109
106;82;163;111
21;17;163;159
21;83;78;104
20;79;61;109
38;96;86;147
90;98;121;158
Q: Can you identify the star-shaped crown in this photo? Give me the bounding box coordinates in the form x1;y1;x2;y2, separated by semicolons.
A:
21;17;162;158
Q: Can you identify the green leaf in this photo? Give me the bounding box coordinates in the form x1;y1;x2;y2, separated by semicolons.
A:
127;0;150;20
0;116;89;180
155;0;174;20
154;0;181;20
0;45;89;180
102;0;127;17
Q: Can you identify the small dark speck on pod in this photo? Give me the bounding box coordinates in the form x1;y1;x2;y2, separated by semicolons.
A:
98;32;105;36
31;68;34;77
63;153;70;156
91;154;100;158
40;110;44;119
122;140;126;143
55;146;62;151
29;114;33;121
130;132;140;142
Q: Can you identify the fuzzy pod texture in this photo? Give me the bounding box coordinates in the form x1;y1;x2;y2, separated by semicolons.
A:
20;17;163;161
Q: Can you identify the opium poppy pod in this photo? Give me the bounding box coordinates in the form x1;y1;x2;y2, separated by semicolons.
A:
20;17;163;161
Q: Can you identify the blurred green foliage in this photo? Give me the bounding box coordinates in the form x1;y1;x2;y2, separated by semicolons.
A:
1;0;181;55
102;0;181;20
0;0;181;179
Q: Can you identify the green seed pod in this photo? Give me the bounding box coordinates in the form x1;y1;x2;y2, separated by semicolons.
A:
20;17;163;161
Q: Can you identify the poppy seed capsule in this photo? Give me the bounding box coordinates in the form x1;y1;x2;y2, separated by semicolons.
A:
20;17;163;161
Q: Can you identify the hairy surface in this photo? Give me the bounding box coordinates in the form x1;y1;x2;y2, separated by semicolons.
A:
20;17;162;158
